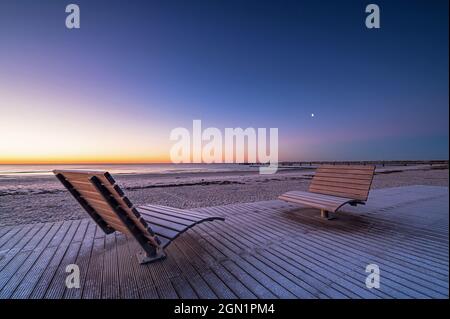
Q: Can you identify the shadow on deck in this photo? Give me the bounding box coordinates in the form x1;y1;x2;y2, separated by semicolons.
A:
0;185;448;299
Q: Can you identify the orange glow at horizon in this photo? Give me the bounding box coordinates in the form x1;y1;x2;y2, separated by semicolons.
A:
0;149;172;165
0;83;174;165
0;154;171;165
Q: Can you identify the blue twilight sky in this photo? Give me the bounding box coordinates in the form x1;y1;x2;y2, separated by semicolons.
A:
0;0;448;163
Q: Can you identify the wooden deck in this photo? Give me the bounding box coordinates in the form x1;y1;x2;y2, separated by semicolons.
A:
0;185;448;299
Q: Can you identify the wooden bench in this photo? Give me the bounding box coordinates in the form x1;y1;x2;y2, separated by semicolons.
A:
278;165;375;219
54;170;224;264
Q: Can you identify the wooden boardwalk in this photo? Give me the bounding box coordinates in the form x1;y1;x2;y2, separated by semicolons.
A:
0;185;448;299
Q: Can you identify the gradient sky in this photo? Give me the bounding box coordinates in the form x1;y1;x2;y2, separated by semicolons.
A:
0;0;448;163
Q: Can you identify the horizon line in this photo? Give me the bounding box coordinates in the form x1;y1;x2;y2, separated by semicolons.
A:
0;159;448;165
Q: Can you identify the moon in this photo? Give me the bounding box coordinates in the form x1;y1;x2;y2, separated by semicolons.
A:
311;113;315;118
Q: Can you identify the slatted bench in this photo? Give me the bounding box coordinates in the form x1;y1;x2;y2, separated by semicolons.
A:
54;170;224;264
279;165;375;219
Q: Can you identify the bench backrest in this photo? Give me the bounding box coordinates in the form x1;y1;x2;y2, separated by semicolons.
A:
309;165;375;201
54;170;160;253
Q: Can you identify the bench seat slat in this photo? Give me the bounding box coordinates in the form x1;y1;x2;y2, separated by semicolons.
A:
309;186;368;198
279;194;350;212
140;214;188;232
316;165;375;170
309;187;367;201
139;205;204;222
76;188;108;202
279;191;354;212
140;204;214;220
139;205;224;230
284;191;352;205
315;168;374;175
280;196;347;210
312;176;372;186
149;224;180;240
310;180;371;191
312;172;373;181
138;209;196;227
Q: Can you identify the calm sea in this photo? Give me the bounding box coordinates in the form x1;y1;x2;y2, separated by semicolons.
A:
0;163;256;177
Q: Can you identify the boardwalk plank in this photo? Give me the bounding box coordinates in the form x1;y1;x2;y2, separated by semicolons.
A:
173;236;237;299
0;224;42;272
101;234;120;299
4;222;63;299
115;233;140;299
0;226;23;249
26;221;73;298
82;235;105;299
30;221;80;299
125;239;159;299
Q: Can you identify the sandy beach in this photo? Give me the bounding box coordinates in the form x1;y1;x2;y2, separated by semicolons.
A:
0;164;447;227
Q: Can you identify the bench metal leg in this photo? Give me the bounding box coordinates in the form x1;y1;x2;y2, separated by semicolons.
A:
137;248;166;264
320;209;336;220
